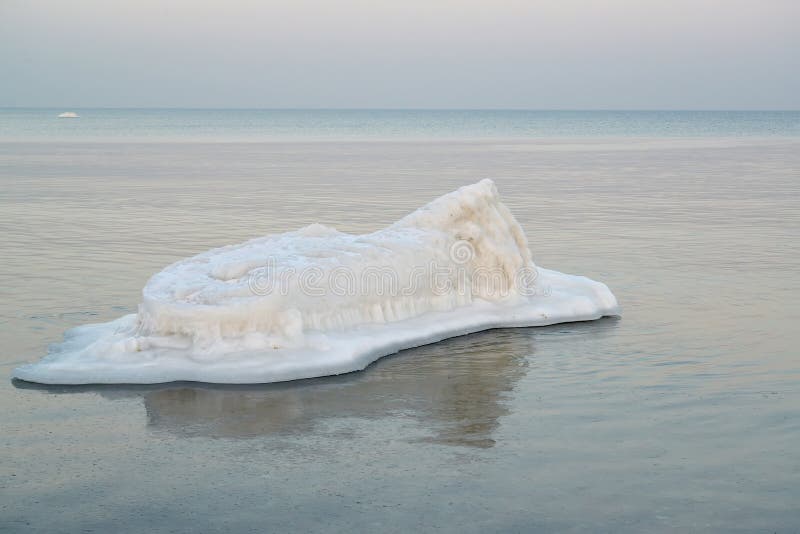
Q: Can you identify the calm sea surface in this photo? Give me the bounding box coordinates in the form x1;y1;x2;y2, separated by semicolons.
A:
1;110;799;532
2;108;800;141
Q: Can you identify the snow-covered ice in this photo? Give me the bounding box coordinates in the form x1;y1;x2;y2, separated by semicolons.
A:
12;180;619;384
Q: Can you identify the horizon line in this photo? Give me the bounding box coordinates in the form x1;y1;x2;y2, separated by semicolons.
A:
1;106;798;113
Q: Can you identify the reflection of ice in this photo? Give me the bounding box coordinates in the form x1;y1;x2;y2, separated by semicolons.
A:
137;329;534;447
13;319;619;448
141;329;533;447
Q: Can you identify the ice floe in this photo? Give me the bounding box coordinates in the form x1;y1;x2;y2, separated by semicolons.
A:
13;179;619;384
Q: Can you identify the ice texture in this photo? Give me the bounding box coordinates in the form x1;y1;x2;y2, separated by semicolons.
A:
13;180;619;384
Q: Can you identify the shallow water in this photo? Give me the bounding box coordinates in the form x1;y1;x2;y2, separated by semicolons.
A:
2;137;799;532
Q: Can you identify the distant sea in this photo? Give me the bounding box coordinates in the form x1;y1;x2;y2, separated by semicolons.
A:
1;108;799;141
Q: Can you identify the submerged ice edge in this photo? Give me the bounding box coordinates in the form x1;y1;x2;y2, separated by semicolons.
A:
13;180;620;385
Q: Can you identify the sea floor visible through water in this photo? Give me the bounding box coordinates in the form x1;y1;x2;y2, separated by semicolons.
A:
1;137;799;532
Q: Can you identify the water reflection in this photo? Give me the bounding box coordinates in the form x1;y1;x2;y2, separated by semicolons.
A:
147;329;534;447
13;320;620;448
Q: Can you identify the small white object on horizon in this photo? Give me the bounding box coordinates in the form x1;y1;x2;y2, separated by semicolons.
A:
57;112;79;118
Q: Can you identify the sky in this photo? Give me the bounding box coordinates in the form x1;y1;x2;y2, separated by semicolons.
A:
1;0;798;109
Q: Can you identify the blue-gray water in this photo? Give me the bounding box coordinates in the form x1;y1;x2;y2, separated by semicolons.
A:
2;108;799;141
1;110;799;532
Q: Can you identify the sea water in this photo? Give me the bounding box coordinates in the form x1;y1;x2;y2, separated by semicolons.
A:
1;110;798;531
2;108;799;141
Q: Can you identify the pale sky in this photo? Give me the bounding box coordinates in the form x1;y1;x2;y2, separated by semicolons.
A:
1;0;798;109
